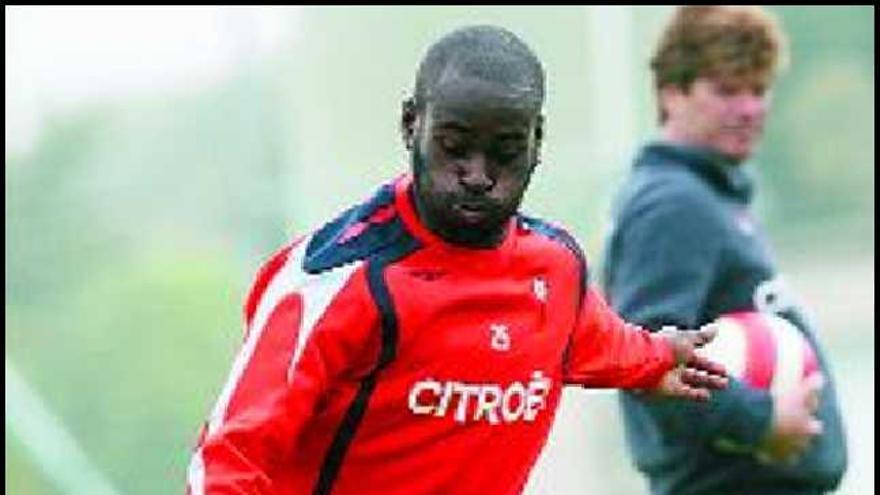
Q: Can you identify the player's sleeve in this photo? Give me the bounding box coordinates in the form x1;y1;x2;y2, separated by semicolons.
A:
604;190;772;448
564;285;676;388
185;239;379;494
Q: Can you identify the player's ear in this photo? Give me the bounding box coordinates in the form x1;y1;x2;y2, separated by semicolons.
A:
532;114;545;170
401;96;417;151
535;114;544;146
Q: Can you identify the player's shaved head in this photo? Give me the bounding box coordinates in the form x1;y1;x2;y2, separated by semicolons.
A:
413;25;545;113
401;25;545;249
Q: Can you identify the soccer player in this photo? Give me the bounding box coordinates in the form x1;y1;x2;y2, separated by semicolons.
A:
186;25;727;495
601;6;848;495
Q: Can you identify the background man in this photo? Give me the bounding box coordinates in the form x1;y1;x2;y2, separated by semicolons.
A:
602;6;848;495
187;25;726;495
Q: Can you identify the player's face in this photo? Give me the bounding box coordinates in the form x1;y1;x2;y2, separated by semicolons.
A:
405;75;543;248
662;76;771;162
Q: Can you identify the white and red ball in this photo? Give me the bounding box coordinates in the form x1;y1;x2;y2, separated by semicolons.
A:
698;312;819;397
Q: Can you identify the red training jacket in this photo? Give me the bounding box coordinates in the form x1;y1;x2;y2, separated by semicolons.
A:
187;174;675;495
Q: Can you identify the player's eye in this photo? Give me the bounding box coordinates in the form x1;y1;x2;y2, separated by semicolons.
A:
492;142;527;165
436;135;470;159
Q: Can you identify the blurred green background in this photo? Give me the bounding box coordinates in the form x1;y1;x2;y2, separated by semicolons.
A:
5;6;873;494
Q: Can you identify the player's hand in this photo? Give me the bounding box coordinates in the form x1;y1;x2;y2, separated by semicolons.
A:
755;372;825;465
650;325;729;401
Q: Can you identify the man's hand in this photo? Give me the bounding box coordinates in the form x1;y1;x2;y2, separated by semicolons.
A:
755;372;825;465
650;325;729;401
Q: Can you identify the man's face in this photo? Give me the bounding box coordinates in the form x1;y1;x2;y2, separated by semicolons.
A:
404;73;542;248
662;76;771;162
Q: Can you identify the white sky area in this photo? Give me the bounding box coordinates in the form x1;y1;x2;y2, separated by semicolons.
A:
5;6;301;157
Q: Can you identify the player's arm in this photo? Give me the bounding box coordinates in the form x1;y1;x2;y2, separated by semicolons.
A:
605;191;773;449
186;240;379;494
563;285;725;400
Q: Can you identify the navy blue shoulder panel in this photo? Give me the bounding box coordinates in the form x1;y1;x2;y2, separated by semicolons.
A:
303;182;419;274
517;214;590;301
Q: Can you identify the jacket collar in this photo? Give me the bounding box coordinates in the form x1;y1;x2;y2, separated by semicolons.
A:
636;140;755;204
